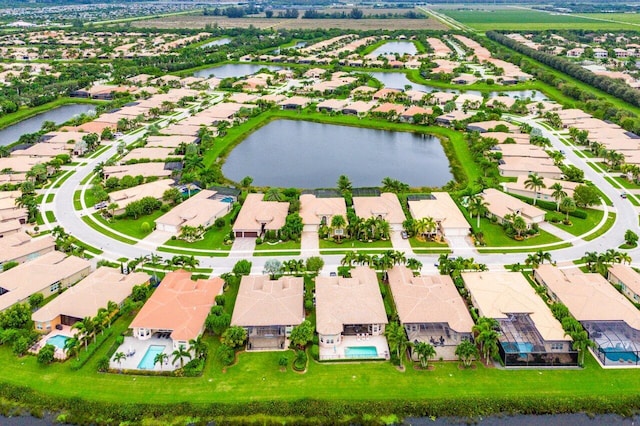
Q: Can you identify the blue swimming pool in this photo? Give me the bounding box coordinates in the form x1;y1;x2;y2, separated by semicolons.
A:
600;346;639;363
220;196;234;203
137;345;166;369
501;342;534;354
345;346;378;358
46;335;69;350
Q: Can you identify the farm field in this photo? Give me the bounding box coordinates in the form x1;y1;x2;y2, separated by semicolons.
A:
131;14;448;30
435;6;639;31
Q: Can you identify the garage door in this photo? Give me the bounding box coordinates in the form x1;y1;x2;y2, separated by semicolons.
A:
237;231;258;238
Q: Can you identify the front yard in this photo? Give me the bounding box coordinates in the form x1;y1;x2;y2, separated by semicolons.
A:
254;240;301;256
319;238;393;254
94;210;165;240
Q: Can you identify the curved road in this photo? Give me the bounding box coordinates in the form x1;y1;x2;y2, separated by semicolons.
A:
45;116;640;275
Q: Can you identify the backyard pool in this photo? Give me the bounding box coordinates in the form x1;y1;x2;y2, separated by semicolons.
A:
137;345;166;369
600;346;639;364
46;335;69;350
501;342;534;354
345;346;379;358
220;196;234;203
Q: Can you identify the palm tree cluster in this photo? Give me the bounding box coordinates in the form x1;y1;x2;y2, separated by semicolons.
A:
583;249;632;275
384;321;410;368
381;177;410;194
345;214;391;242
550;302;595;367
68;301;119;357
413;341;436;369
404;217;438;241
472;317;500;366
524;250;553;269
340;250;422;273
437;254;487;278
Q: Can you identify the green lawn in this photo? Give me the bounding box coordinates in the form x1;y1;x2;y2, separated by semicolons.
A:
45;193;54;203
612;176;640;190
73;190;82;210
409;237;451;254
437;8;639;30
163;215;234;254
254;240;301;256
319;238;393;254
81;216;137;245
476;217;563;247
52;171;74;189
95;210;165;240
45;211;56;223
548;208;606;238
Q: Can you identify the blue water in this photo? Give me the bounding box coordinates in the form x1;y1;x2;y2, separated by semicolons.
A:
46;335;68;350
220;196;234;203
137;345;166;369
345;346;378;358
601;346;639;363
502;342;534;354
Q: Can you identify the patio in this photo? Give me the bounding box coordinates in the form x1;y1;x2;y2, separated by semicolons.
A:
319;335;389;361
31;324;76;360
109;336;178;371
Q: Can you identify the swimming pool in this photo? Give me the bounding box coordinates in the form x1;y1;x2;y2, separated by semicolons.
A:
220;196;234;203
501;342;534;354
137;345;166;369
345;346;378;358
46;335;69;350
600;346;639;363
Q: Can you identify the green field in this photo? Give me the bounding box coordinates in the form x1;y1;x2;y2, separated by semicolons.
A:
436;7;639;30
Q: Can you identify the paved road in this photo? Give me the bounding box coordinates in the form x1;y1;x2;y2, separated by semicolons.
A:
47;111;640;276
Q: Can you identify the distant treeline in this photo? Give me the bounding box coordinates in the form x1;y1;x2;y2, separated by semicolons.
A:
301;8;425;19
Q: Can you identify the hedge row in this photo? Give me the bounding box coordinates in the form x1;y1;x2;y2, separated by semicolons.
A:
1;382;639;424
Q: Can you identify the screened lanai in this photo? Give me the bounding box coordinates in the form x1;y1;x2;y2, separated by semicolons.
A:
583;321;640;366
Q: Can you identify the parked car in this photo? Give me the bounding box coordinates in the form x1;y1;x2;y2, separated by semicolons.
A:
401;231;409;239
94;201;107;210
621;192;628;199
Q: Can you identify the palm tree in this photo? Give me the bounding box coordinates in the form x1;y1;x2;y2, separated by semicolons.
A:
406;258;423;273
114;351;127;368
560;196;577;223
384;321;409;369
414;342;436;369
189;336;208;360
264;188;283;202
106;301;118;327
455;340;478;368
64;337;81;360
550;183;567;212
524;173;545;205
340;251;357;267
330;214;346;242
154;352;168;370
525;253;540;269
337;175;352;195
172;345;192;369
467;195;488;229
567;330;596;367
536;250;553;265
473;317;500;366
512;215;527;240
72;317;95;350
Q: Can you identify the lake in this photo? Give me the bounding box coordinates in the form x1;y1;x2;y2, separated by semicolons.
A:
368;71;548;101
370;41;418;56
193;63;283;79
222;119;453;188
199;38;231;48
0;103;95;147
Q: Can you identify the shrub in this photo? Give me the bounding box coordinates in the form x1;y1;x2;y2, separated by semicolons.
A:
97;356;110;372
255;237;263;245
216;344;235;366
140;222;151;234
182;358;204;377
293;350;307;371
304;299;314;312
2;261;18;272
12;337;29;356
215;294;225;306
310;344;319;361
214;217;225;228
37;344;55;365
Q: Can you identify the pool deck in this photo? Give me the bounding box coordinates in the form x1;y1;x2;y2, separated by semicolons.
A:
31;325;76;360
319;335;389;361
591;347;640;369
110;336;178;371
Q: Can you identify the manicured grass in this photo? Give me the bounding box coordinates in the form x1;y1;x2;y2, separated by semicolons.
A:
83;190;96;211
44;211;56;223
547;208;606;238
3;321;640;412
612;176;640;190
74;240;103;255
438;8;639;30
319;238;393;255
409;237;451;254
73;190;82;210
52;171;74;189
81;216;137;245
157;246;222;257
475;217;563;247
95;210;165;240
45;193;54;203
163;214;234;253
254;240;301;256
